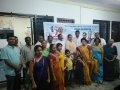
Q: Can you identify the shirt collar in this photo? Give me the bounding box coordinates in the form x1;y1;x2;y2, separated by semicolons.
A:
7;45;15;48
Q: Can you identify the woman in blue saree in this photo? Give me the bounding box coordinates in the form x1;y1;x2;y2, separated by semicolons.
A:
29;45;50;90
92;38;103;83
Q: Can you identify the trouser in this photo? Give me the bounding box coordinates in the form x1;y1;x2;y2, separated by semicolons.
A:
6;73;21;90
65;70;73;86
23;61;31;88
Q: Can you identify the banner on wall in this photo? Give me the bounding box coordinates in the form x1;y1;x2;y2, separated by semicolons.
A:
43;22;99;43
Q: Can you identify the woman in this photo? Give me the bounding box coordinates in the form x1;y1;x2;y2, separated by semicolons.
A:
41;40;50;57
76;38;97;85
56;43;65;76
103;39;117;81
29;45;50;90
92;38;103;83
49;44;65;90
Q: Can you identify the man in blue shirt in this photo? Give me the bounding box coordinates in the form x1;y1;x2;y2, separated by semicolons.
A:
1;35;22;90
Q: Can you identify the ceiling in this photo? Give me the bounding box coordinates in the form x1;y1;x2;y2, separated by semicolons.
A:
69;0;120;10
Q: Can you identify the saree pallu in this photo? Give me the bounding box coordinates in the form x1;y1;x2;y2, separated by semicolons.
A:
76;45;98;85
59;51;65;83
92;46;103;81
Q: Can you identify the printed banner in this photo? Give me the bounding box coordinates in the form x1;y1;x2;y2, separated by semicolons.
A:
43;22;99;43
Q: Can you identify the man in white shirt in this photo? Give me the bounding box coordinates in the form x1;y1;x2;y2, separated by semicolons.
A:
90;32;106;46
47;35;53;48
65;34;76;54
56;34;65;52
73;30;81;47
35;35;44;46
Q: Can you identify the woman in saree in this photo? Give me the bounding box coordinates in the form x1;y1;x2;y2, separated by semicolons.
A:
103;39;117;81
29;45;50;90
49;44;65;90
92;38;103;83
56;43;65;79
76;38;98;85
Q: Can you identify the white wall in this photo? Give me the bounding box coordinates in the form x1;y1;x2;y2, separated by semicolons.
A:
81;7;120;24
0;0;120;23
0;0;80;23
0;16;31;45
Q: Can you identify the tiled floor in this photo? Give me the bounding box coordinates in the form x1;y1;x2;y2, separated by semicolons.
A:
0;79;120;90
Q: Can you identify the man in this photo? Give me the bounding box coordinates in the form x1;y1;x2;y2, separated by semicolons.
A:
56;34;65;52
47;35;53;48
81;32;89;44
14;36;19;47
21;37;34;89
1;35;22;90
90;32;106;46
73;30;81;47
35;35;44;46
65;34;76;54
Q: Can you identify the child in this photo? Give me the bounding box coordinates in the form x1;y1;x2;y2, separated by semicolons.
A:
64;49;74;87
74;55;84;86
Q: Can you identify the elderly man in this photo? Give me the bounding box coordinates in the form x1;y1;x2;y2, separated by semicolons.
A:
90;32;106;46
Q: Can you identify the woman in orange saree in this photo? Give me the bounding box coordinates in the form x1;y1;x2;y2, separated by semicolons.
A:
76;38;98;85
49;44;65;90
56;43;65;80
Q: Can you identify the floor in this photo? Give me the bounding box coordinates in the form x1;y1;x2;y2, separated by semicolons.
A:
0;79;120;90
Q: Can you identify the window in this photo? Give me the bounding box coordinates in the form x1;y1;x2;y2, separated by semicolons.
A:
111;21;120;42
57;18;75;23
93;20;110;42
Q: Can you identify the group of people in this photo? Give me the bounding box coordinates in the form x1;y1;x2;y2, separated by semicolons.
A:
1;30;118;90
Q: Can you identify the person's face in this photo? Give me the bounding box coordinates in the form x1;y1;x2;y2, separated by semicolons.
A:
15;37;18;45
52;44;56;52
38;36;44;42
75;32;80;37
95;33;100;38
108;39;114;46
35;47;42;56
66;52;70;57
95;39;100;45
57;45;62;51
83;35;86;38
48;36;53;43
58;35;63;40
82;40;87;45
42;41;47;48
7;37;15;46
25;38;31;45
68;35;72;41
